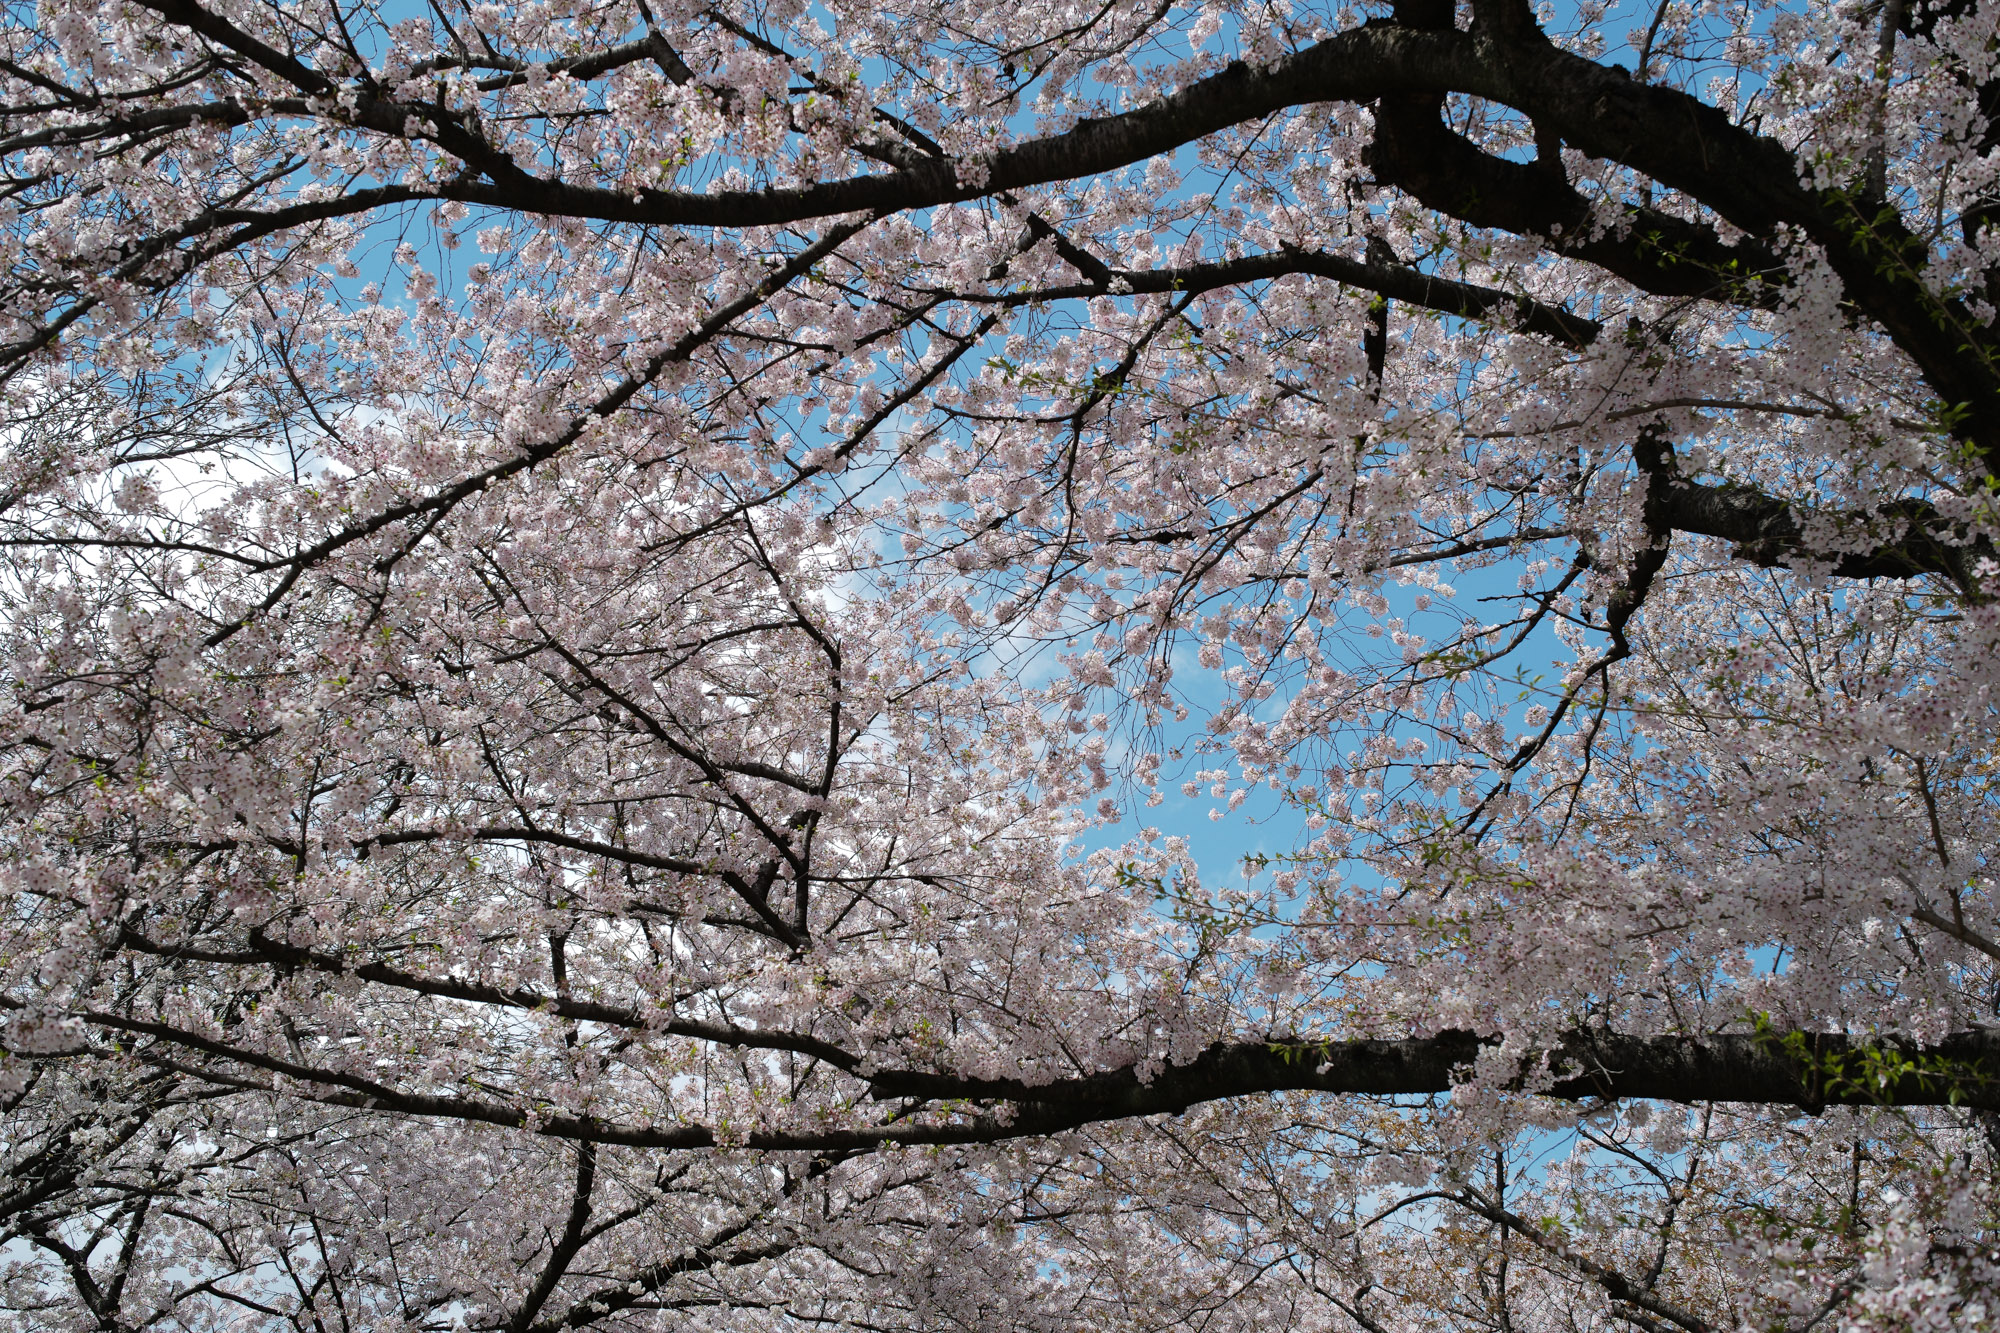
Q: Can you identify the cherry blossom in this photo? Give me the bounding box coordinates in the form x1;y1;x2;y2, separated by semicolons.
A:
1;0;1997;1328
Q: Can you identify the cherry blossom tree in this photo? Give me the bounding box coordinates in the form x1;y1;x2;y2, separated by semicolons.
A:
1;0;1997;1327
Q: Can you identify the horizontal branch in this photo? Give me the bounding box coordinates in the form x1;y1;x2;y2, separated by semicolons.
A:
981;247;1601;348
112;927;860;1069
1655;478;1985;583
73;1016;2000;1154
34;8;2000;459
62;20;1751;254
1633;430;1992;586
867;1028;2000;1119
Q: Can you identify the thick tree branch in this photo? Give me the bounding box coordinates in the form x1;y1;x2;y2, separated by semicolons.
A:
1634;430;1990;586
74;1019;2000;1153
1367;88;1787;306
29;7;1998;463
